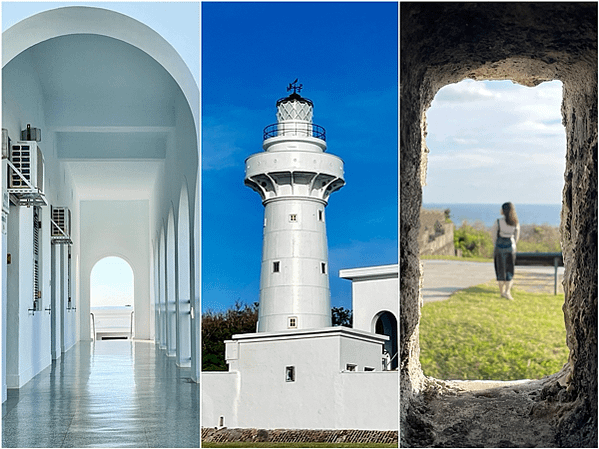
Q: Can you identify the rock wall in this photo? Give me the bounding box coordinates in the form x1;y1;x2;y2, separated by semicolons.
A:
418;209;455;256
401;3;597;447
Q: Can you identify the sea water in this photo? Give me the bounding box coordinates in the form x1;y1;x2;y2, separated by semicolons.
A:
422;203;561;227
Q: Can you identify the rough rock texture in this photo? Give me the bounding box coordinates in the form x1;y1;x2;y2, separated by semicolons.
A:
405;376;579;448
400;3;597;447
201;428;398;444
419;209;455;256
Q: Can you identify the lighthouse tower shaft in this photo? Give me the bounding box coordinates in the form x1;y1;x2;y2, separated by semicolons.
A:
245;92;345;332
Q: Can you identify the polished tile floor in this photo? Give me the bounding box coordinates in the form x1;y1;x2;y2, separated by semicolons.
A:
2;340;199;448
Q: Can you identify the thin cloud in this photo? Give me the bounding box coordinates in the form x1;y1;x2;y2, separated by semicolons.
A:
424;80;565;204
433;80;500;103
428;148;497;169
509;120;565;135
453;137;478;145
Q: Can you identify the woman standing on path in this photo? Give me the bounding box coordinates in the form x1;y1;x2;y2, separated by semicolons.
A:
492;202;520;300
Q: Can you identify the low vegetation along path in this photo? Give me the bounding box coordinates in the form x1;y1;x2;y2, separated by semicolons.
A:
421;259;565;303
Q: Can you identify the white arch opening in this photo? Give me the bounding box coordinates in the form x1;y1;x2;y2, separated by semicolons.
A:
373;310;398;370
90;256;134;340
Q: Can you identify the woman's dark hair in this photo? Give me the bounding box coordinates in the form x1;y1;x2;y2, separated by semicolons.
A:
502;202;519;226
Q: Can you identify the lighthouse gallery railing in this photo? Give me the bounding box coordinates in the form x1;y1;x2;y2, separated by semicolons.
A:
263;123;326;141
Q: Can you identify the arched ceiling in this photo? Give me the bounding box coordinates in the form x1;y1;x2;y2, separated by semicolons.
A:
29;34;179;130
6;33;183;199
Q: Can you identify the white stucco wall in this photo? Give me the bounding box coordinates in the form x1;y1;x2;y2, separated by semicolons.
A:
2;203;6;400
2;182;7;400
339;264;399;333
336;371;398;429
203;327;397;430
3;44;78;389
201;371;240;428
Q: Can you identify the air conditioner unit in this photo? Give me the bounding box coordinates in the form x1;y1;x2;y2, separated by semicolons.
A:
51;206;71;238
9;141;45;193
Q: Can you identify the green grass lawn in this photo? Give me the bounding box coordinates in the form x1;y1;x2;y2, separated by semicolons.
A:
202;443;397;448
419;282;569;381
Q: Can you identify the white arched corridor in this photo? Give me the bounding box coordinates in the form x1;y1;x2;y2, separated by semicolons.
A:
1;5;199;447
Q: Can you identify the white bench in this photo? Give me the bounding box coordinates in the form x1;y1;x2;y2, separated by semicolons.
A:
90;306;134;340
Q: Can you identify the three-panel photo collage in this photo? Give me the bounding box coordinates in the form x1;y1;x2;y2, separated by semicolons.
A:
2;2;597;448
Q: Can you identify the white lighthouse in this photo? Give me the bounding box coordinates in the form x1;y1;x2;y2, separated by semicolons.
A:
204;84;397;431
245;82;345;332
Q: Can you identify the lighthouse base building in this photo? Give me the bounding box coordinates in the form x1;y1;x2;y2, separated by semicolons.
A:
201;263;399;431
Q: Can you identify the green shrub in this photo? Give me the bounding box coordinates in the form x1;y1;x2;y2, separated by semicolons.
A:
517;224;562;252
452;221;561;259
202;300;259;371
454;222;494;258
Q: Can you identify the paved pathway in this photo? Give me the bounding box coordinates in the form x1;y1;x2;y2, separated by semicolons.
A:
422;259;565;303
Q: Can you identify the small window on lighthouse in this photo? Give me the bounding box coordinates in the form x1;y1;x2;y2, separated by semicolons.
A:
286;366;295;382
273;261;280;273
289;214;297;222
318;210;324;221
321;262;327;274
288;317;297;328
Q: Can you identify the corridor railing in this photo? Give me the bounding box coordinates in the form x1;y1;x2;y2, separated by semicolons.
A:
90;307;135;340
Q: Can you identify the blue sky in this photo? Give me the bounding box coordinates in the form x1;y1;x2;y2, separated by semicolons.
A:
201;2;399;312
423;79;565;205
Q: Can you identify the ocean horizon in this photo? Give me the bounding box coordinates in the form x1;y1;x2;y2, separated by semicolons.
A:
422;203;562;227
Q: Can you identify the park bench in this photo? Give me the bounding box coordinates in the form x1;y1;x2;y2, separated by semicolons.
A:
90;306;134;340
515;252;563;295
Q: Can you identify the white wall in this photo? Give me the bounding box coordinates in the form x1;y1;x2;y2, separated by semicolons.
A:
62;243;77;351
3;46;78;390
203;366;398;430
203;328;397;430
50;243;61;359
339;265;399;333
79;200;151;341
2;181;7;401
336;372;398;430
201;371;239;428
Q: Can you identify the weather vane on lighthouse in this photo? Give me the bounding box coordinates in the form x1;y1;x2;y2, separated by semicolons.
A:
287;78;303;94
